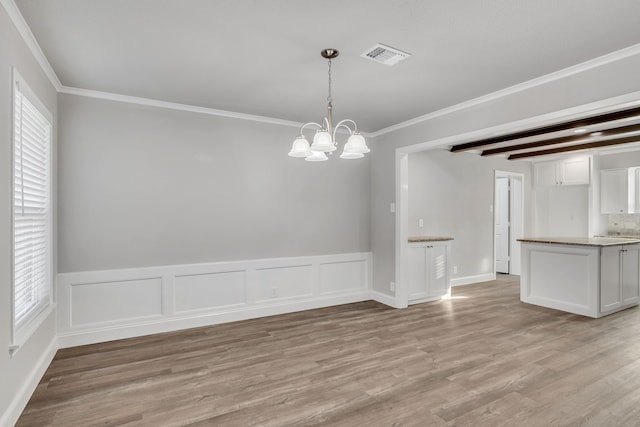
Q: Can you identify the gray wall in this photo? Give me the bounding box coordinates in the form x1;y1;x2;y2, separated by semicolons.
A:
371;51;640;296
599;149;640;169
0;4;58;423
58;94;371;272
407;149;532;278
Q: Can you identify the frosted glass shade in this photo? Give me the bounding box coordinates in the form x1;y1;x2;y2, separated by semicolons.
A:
305;150;328;162
311;131;336;152
340;151;365;159
288;136;312;157
343;133;370;154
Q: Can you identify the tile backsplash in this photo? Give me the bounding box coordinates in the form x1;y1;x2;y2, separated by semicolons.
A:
608;214;640;236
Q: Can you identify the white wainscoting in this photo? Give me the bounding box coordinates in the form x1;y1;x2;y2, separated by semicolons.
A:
57;252;372;348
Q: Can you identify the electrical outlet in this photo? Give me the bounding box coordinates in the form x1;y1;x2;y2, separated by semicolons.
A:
390;282;396;292
419;218;424;228
271;287;277;298
390;202;396;213
453;266;458;274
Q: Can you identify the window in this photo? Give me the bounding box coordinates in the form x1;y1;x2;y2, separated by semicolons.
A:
11;70;53;352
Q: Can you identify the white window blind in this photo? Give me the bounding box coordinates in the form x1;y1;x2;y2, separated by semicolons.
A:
12;73;52;345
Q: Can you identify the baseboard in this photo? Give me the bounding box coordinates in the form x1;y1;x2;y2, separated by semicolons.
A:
451;273;496;287
0;337;57;427
57;291;370;348
370;290;400;308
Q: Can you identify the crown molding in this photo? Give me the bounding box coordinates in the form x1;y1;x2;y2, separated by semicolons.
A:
370;43;640;138
59;86;305;128
1;0;62;90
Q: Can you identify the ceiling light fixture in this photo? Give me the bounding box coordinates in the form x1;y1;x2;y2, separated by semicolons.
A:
288;49;369;162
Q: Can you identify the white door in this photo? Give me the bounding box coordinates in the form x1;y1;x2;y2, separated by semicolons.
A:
495;177;510;274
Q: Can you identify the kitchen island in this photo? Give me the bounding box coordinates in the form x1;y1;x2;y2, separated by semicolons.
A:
519;237;640;317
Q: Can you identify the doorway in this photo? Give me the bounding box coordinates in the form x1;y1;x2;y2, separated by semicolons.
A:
494;171;524;275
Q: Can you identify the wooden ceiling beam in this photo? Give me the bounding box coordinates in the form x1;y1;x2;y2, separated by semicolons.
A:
481;123;640;156
450;105;640;152
507;135;640;160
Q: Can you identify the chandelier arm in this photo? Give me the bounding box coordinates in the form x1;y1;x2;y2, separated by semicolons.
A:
299;122;324;134
332;119;357;143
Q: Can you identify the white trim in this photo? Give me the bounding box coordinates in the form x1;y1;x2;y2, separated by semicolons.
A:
57;252;372;348
10;68;55;354
370;290;399;308
0;335;57;427
395;151;409;309
0;0;62;90
58;86;306;128
451;273;497;287
370;43;640;138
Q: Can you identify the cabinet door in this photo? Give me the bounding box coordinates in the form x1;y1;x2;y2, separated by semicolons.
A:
601;169;628;214
622;245;640;305
408;245;428;300
600;246;622;312
559;157;590;185
428;244;448;297
535;161;558;186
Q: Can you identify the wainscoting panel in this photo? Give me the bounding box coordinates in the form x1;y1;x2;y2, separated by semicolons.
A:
253;265;313;303
175;271;247;314
319;260;367;294
70;277;163;327
57;252;372;348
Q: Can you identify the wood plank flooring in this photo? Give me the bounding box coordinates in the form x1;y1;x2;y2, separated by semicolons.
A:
16;276;640;426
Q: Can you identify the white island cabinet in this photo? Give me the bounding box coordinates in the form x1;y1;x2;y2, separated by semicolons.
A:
408;237;452;304
520;237;640;318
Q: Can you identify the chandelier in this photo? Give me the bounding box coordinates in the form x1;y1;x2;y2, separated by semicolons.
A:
288;49;370;161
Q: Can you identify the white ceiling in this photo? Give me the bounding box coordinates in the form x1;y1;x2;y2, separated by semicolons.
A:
14;0;640;133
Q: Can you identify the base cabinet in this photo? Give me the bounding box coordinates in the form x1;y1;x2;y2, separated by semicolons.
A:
601;245;640;313
408;241;450;303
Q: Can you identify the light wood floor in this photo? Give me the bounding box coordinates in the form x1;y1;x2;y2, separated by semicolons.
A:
17;276;640;426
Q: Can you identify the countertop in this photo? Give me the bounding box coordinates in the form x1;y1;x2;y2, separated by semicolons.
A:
408;236;454;243
518;237;640;247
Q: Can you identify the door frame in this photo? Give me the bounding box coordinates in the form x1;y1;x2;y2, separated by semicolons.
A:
494;170;525;276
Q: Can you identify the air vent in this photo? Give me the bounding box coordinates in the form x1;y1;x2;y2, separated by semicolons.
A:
361;43;411;66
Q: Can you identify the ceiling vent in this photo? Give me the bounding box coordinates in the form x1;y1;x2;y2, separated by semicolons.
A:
361;43;411;66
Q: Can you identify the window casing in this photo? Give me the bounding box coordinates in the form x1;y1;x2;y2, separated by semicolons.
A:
11;69;53;352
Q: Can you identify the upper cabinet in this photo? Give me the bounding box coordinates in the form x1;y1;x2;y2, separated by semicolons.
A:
601;167;640;214
534;156;591;186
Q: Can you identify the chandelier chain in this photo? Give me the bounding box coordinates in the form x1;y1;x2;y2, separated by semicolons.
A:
327;58;333;104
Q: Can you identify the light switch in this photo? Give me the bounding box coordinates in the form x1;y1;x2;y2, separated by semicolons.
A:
390;202;396;213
